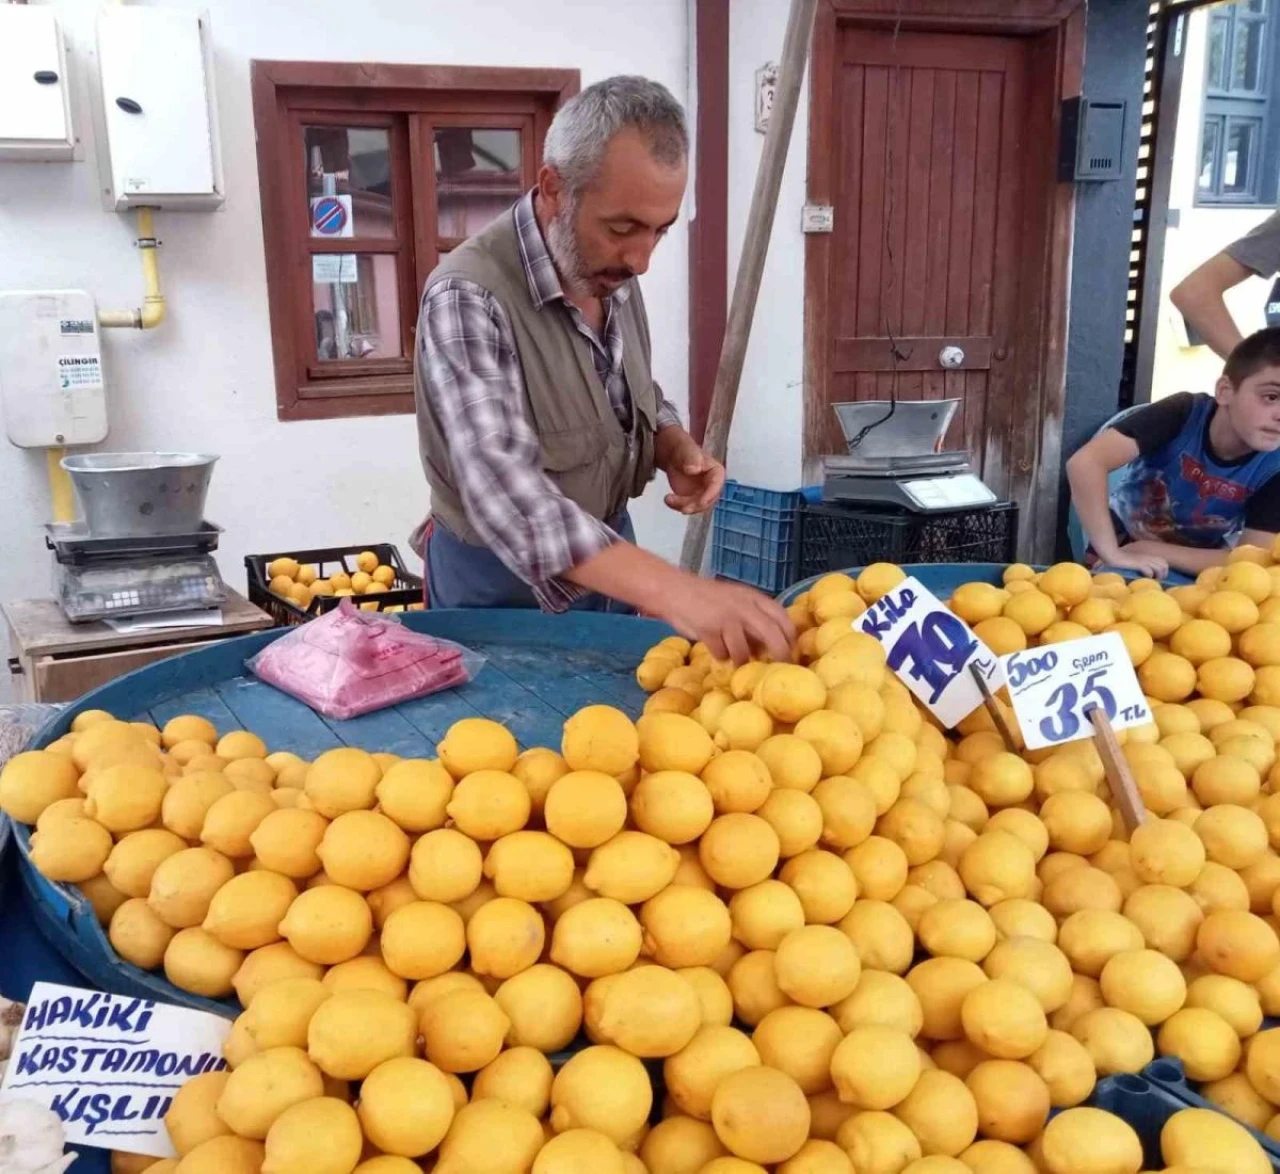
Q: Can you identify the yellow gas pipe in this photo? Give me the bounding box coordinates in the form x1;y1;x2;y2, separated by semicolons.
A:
48;207;167;521
46;448;75;523
97;206;166;330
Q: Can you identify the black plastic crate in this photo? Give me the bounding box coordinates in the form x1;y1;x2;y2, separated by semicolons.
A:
246;543;423;627
710;481;804;594
796;501;1018;581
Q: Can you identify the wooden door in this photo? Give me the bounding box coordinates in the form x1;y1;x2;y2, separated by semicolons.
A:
812;26;1041;502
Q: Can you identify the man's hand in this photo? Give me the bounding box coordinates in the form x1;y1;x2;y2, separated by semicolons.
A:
656;427;726;515
1104;544;1169;580
653;577;795;665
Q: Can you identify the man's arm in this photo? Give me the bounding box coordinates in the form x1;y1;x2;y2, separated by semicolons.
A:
565;543;793;663
649;390;726;516
1170;253;1254;360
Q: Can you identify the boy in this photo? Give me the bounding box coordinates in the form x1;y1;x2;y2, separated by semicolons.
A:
1066;327;1280;578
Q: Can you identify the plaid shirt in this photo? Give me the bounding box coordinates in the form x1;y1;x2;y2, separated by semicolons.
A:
417;192;681;612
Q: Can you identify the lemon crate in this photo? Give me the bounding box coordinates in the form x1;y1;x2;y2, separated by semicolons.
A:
1141;1056;1280;1166
0;813;10;913
245;542;422;626
710;482;805;594
1087;1069;1278;1169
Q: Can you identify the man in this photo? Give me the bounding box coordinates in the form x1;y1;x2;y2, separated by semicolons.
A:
412;76;793;664
1171;210;1280;358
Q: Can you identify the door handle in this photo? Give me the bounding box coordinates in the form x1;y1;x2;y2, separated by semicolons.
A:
939;346;965;369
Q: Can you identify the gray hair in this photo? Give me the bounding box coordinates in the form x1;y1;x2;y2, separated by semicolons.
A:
544;75;688;194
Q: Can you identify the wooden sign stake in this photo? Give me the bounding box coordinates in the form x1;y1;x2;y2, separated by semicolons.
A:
680;0;819;573
1089;707;1147;833
968;663;1016;752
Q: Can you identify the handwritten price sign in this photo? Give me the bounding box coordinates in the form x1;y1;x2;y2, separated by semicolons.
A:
0;982;231;1158
1000;631;1149;751
860;577;1002;729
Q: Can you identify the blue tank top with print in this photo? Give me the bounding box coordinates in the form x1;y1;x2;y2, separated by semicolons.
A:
1109;394;1280;548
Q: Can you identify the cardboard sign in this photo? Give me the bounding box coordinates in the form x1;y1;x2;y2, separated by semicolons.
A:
1000;631;1150;751
859;577;1002;729
0;983;231;1158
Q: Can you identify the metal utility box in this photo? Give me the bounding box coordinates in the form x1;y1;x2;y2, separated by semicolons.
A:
0;291;108;449
0;6;75;161
1058;97;1128;183
96;5;225;210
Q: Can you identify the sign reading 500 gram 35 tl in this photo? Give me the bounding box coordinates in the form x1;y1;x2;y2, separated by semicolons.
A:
859;577;1002;729
1000;630;1149;751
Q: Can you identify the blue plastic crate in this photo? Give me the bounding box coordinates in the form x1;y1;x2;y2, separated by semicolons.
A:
0;814;10;923
1085;1071;1280;1170
710;481;804;594
1144;1056;1280;1167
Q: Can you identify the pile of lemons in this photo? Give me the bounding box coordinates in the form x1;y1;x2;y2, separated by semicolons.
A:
5;550;1280;1173
264;552;422;613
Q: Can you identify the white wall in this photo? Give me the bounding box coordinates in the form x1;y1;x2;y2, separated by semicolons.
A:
0;0;697;604
723;0;809;492
1151;6;1279;401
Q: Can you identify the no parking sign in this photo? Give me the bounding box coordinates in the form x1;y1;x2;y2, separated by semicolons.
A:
310;194;353;238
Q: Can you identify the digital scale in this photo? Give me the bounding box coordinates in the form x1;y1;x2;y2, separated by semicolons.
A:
47;521;226;623
821;400;999;512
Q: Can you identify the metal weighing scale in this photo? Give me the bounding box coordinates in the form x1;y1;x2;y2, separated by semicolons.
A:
821;399;999;512
47;522;227;623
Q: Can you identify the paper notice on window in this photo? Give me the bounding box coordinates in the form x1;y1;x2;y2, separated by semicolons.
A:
312;254;358;284
0;982;231;1158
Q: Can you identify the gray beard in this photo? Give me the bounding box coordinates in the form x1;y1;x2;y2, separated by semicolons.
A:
545;196;590;298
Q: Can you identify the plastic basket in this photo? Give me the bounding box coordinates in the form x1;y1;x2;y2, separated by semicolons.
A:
1085;1072;1226;1170
1144;1056;1280;1166
795;501;1018;581
0;813;10;914
246;543;423;627
710;482;803;594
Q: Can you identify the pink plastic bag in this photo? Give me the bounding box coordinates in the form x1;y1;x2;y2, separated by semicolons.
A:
247;599;482;720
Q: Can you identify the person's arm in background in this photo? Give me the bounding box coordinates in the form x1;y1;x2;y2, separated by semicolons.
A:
1065;430;1169;578
1119;535;1278;575
1170;254;1253;360
419;281;793;663
1171;209;1280;359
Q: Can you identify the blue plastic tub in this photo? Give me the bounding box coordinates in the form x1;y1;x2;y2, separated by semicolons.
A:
711;481;804;594
779;562;1022;606
0;812;10;913
1145;1057;1280;1166
11;609;670;1018
1087;1071;1279;1170
777;561;1192;605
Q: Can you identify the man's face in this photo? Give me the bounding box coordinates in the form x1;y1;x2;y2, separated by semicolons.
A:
540;127;687;299
1219;364;1280;452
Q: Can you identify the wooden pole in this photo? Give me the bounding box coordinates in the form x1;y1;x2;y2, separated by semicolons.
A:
680;0;819;572
968;664;1017;753
1089;708;1147;833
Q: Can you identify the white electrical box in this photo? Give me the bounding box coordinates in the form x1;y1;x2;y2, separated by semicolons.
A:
96;5;224;210
0;292;109;449
0;6;75;161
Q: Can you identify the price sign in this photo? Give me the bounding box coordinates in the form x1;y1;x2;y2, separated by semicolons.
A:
859;577;1002;729
1000;631;1149;751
